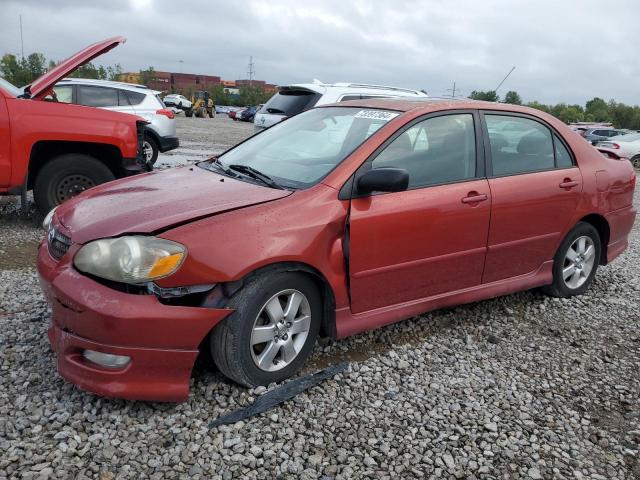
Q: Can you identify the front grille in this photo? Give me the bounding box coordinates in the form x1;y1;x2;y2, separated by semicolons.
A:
48;227;72;260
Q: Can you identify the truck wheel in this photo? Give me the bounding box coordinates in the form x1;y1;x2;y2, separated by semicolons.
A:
33;154;115;213
185;108;193;118
142;134;159;165
197;107;205;118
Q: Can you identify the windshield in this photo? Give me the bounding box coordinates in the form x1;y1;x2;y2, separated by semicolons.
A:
0;77;22;97
206;107;400;189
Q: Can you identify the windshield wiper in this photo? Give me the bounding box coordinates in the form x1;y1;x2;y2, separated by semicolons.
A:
203;157;237;177
228;164;284;189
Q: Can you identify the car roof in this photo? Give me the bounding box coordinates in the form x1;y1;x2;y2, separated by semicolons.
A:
320;97;544;115
58;77;158;94
282;81;427;97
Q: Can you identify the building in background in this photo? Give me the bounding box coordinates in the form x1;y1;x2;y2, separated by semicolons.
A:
119;72;274;95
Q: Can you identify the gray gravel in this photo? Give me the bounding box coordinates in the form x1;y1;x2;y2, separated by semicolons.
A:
1;117;639;479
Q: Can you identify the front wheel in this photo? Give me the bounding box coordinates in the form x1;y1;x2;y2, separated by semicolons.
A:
33;154;115;213
210;272;321;387
631;155;640;169
185;108;193;118
542;222;601;298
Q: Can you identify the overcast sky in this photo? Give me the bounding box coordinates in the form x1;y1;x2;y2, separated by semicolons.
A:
1;0;637;105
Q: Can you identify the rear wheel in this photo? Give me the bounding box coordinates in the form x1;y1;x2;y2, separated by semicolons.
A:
210;272;321;387
542;222;601;298
631;155;640;169
33;154;115;213
142;134;159;165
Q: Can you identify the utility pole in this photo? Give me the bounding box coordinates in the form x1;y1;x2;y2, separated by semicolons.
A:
19;14;24;59
179;60;184;73
247;56;255;86
445;81;463;98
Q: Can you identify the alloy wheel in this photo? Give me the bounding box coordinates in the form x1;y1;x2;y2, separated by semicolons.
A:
250;289;311;372
562;235;596;289
142;140;154;163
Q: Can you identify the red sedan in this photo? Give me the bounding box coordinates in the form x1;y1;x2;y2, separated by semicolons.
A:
38;99;637;402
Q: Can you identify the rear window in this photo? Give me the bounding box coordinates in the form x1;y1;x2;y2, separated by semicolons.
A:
259;90;321;116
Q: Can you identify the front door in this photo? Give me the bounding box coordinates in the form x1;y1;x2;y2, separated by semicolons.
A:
348;111;491;313
481;112;583;283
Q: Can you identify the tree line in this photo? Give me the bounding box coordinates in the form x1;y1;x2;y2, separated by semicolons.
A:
1;53;123;86
470;90;640;130
3;51;637;124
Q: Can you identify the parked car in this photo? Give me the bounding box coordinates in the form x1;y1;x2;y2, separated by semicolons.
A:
582;128;628;145
596;133;640;167
38;99;636;402
0;36;147;214
163;94;192;109
229;108;245;121
254;81;428;131
54;78;178;165
215;105;232;114
238;105;259;122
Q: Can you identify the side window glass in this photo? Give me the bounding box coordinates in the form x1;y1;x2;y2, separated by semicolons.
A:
554;135;573;168
118;90;131;106
486;115;554;176
77;86;118;107
52;85;72;103
371;113;476;188
125;90;145;105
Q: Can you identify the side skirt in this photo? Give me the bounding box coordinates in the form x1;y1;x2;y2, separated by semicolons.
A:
335;261;553;339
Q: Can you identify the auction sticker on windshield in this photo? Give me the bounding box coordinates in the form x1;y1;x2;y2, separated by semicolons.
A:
354;110;400;121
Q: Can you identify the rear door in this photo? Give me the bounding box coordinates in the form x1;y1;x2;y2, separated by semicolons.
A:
76;84;132;114
348;111;491;313
481;112;582;283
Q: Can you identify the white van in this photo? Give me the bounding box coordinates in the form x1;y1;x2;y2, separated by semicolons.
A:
254;81;428;131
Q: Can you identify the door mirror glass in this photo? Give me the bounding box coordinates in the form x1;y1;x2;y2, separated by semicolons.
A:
357;168;409;194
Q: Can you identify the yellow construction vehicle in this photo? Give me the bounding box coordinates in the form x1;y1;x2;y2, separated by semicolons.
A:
185;91;214;118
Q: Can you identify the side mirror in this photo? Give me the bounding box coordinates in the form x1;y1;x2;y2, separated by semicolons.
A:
357;168;409;194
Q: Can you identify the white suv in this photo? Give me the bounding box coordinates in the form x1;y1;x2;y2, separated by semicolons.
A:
254;81;428;131
53;78;179;164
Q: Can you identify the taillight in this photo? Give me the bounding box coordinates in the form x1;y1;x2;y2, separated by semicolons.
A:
611;143;620;149
156;109;175;119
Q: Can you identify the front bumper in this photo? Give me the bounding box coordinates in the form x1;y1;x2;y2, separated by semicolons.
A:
37;242;231;402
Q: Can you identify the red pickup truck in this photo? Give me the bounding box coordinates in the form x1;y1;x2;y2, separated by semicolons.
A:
0;37;148;213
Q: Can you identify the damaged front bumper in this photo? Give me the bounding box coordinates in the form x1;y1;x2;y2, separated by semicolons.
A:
37;242;231;402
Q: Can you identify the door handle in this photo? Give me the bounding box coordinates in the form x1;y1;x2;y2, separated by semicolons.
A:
461;192;488;204
559;179;579;189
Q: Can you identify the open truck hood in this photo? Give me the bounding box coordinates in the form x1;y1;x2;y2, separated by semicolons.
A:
26;36;126;99
56;166;292;244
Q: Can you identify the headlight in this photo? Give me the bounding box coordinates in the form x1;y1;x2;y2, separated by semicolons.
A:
74;236;186;284
42;207;57;231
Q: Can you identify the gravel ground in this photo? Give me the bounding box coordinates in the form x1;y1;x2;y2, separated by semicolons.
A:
1;117;639;479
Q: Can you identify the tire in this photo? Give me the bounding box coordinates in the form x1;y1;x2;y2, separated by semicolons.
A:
210;272;321;387
33;154;115;214
142;134;159;165
542;222;601;298
631;155;640;169
185;108;193;118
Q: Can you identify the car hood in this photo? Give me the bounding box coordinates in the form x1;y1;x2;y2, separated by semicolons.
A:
27;36;125;99
56;166;292;244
